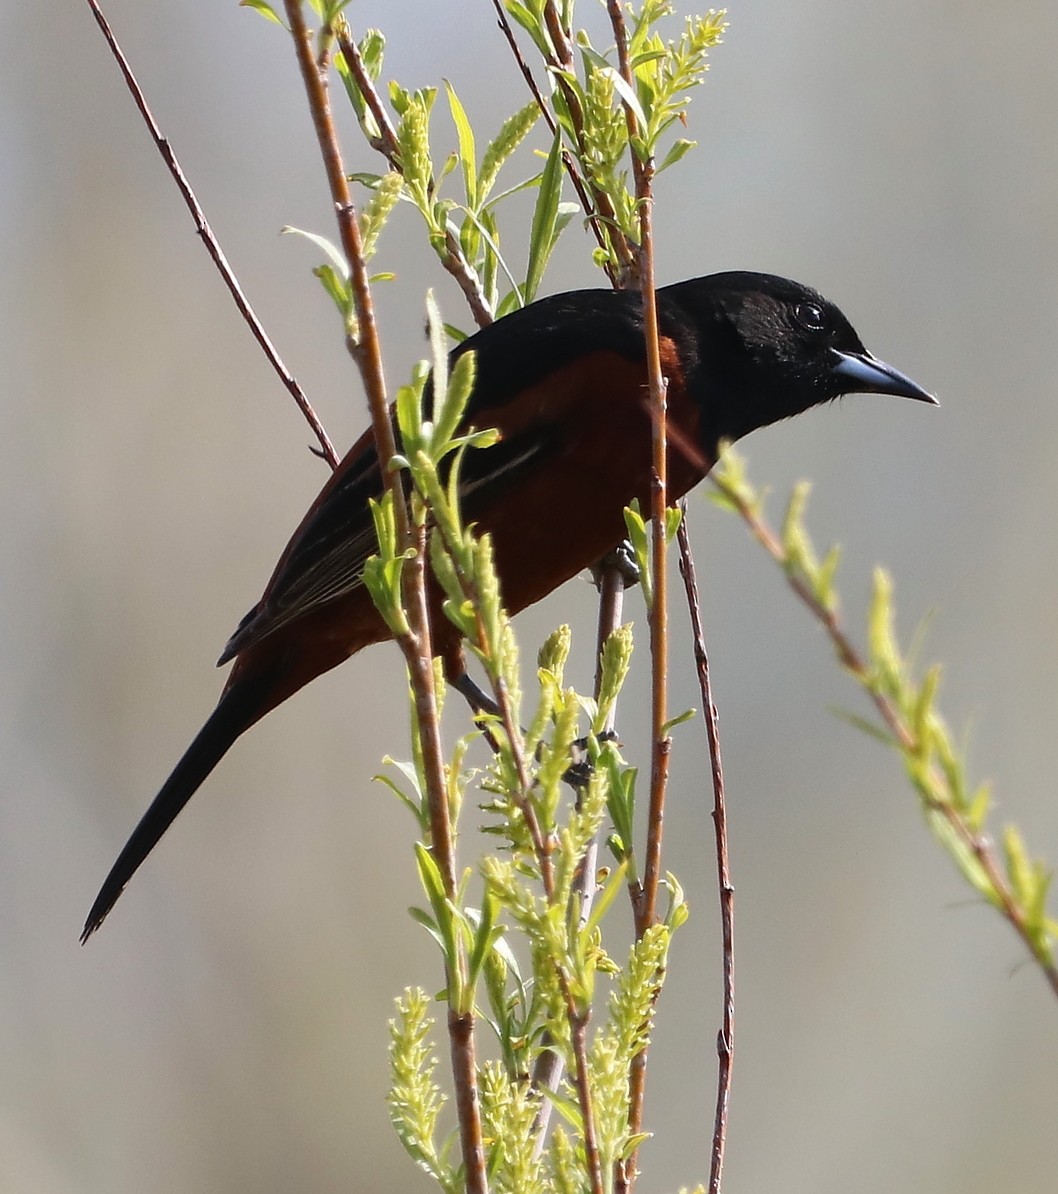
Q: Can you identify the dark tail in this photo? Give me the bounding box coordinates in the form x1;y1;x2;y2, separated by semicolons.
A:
81;677;268;942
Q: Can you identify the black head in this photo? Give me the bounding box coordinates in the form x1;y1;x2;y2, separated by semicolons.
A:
663;271;936;448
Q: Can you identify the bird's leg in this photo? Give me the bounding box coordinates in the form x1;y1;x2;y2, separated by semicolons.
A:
562;539;637;787
450;669;503;720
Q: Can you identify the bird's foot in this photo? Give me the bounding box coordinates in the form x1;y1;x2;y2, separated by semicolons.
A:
591;540;640;591
562;729;620;790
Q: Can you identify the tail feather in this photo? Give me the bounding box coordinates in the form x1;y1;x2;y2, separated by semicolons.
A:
81;678;267;942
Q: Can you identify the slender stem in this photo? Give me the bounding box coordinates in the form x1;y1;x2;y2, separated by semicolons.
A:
283;6;488;1189
334;22;402;168
282;5;395;488
570;1012;605;1194
635;201;668;938
488;0;612;270
82;0;338;468
677;509;734;1194
490;0;558;136
717;476;1058;1003
604;6;669;1188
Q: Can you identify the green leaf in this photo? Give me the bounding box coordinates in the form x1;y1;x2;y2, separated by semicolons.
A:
281;224;349;277
465;892;498;991
455;204;522;302
425;290;449;426
538;1084;585;1135
311;264;352;324
239;0;286;28
373;770;423;825
657;136;697;174
867;567;903;695
434;351;477;451
623;501;652;606
830;706;897;747
524;130;564;303
407;905;447;953
358;28;385;80
660;707;696;736
395;376;425;453
966;782;992;831
815;543;842;611
443;81;477;208
582;859;629;940
414;845;460;990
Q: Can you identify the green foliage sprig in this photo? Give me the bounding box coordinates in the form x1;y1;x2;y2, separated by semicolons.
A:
370;298;693;1190
710;447;1058;993
504;2;726;274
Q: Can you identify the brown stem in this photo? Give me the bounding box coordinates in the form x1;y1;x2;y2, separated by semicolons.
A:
82;0;338;468
488;0;612;273
717;477;1058;1003
490;0;558;136
283;5;488;1189
633;226;667;940
334;23;402;169
676;509;734;1194
540;2;635;281
448;1008;487;1185
570;1011;605;1194
604;7;669;1188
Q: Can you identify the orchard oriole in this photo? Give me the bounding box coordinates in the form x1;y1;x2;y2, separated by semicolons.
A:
82;271;935;940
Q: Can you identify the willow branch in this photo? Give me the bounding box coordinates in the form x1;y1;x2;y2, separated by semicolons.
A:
82;0;338;467
334;22;401;168
282;5;487;1189
594;9;667;1192
677;508;734;1194
715;475;1058;1003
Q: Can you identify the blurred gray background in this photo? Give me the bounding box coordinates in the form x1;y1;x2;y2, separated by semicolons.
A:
4;1;1057;1191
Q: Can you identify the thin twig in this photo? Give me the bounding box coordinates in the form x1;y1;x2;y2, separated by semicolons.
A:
282;5;489;1190
488;0;610;266
335;22;402;168
533;1;636;283
676;508;734;1194
82;0;338;468
489;0;558;136
715;476;1058;1003
604;4;669;1187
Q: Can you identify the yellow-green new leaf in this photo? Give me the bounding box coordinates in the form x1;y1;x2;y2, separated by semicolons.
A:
524;131;564;303
444;81;477;208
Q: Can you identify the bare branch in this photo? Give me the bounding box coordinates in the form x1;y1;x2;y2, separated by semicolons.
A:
82;0;339;468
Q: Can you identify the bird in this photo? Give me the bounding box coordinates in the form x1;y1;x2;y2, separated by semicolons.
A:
82;271;936;940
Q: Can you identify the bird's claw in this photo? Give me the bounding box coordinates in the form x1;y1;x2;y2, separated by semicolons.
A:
562;728;619;789
591;541;640;591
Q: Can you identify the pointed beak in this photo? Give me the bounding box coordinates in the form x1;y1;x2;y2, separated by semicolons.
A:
830;349;938;405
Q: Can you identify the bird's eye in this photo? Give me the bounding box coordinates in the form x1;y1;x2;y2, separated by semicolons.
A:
794;302;827;333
